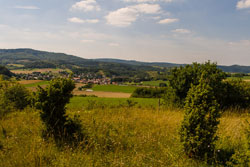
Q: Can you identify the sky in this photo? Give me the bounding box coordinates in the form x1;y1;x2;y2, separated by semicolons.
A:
0;0;250;65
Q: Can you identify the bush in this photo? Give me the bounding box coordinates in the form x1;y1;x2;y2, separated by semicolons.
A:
167;61;226;107
180;76;221;162
0;76;31;117
131;87;167;98
221;79;250;109
35;78;85;146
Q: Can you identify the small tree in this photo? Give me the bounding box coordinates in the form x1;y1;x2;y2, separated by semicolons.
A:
180;76;221;162
35;78;84;145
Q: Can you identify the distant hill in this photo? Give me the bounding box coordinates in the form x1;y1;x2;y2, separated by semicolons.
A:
96;58;182;67
1;48;250;74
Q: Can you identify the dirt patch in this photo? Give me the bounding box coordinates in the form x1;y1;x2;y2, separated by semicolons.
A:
18;80;43;84
74;90;131;98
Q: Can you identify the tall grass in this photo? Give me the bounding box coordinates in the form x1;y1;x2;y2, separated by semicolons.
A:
0;105;249;166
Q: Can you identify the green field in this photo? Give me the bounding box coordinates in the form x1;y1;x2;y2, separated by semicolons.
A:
141;80;169;86
92;85;137;93
67;96;161;110
23;81;49;88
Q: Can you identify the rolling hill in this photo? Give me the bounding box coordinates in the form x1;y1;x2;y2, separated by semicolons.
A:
1;48;250;74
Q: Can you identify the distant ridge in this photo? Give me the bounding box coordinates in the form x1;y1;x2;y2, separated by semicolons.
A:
0;48;250;73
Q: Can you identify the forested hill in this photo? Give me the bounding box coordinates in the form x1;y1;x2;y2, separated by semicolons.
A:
1;48;250;73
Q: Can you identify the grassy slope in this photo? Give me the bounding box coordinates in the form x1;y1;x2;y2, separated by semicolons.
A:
92;85;137;93
0;106;249;167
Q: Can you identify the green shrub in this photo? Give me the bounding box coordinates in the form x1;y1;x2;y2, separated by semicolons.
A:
35;78;85;146
167;61;226;107
131;87;167;98
180;76;221;162
0;77;31;117
221;79;250;109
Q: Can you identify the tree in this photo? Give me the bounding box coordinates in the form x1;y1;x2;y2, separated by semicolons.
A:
180;76;221;162
35;78;84;145
167;61;226;106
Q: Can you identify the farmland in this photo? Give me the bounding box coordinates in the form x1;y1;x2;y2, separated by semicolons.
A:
92;85;137;93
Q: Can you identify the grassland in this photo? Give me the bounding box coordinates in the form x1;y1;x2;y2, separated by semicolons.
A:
67;96;161;110
0;103;249;167
92;85;137;93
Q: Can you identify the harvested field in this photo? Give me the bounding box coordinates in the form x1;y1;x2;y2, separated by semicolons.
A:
73;90;131;98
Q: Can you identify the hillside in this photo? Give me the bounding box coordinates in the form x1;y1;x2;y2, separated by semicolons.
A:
1;48;250;74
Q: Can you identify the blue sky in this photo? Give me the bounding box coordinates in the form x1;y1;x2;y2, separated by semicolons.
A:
0;0;250;65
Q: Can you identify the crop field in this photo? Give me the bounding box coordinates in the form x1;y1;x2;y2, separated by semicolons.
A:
73;90;131;98
92;85;137;93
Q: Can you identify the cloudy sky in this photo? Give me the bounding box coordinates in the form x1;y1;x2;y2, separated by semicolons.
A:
0;0;250;65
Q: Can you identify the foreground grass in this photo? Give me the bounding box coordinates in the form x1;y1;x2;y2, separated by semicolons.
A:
67;96;161;110
0;105;249;166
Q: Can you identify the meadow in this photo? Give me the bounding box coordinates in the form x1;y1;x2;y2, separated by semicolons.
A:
0;102;249;167
67;96;161;110
92;85;137;93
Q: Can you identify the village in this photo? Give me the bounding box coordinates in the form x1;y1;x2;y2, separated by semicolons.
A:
16;71;114;85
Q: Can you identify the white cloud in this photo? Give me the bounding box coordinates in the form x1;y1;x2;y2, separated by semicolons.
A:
172;28;191;34
229;40;250;46
124;0;172;3
158;18;178;24
132;4;161;14
105;3;161;27
68;17;99;24
237;0;250;9
71;0;100;12
14;6;39;10
86;19;99;23
109;43;120;47
68;17;85;23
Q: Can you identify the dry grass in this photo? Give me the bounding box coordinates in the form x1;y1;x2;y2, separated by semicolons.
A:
0;106;249;166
